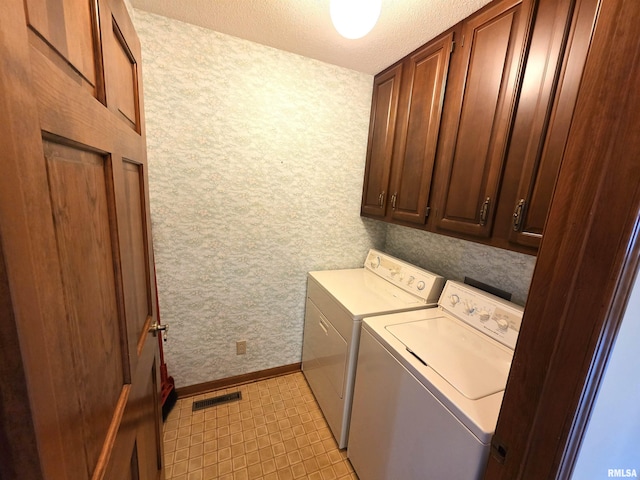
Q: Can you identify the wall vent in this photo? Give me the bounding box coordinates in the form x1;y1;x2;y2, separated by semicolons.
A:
192;391;242;412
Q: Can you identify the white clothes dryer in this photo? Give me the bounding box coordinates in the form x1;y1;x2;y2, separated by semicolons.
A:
302;249;445;448
348;280;524;479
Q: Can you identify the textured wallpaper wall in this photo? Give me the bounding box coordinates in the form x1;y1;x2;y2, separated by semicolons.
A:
385;225;536;306
133;10;385;388
134;9;536;389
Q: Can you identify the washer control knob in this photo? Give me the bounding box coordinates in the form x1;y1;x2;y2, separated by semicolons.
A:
478;310;490;322
497;318;509;331
407;276;415;286
417;281;426;291
463;301;475;315
370;256;380;269
449;294;460;306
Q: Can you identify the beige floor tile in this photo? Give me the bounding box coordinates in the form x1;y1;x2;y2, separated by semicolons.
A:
286;450;302;466
203;451;217;467
218;459;233;476
218;435;231;449
316;453;331;470
189;444;203;459
262;458;277;475
247;463;262;480
232;454;247;471
187;470;203;480
231;442;245;457
202;464;218;480
188;456;203;472
276;466;293;480
192;423;204;435
203;439;217;454
172;460;189;477
165;440;177;454
162;373;359;479
244;438;258;454
175;448;190;464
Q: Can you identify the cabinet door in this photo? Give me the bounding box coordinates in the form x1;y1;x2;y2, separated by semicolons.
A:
389;31;454;225
508;0;598;248
361;64;402;217
434;0;534;237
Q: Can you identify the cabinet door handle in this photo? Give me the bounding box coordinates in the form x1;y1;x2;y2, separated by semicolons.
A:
479;197;491;226
512;199;526;231
378;191;385;207
391;192;397;209
318;319;328;335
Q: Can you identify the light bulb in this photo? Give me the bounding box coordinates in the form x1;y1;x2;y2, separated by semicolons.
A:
330;0;382;40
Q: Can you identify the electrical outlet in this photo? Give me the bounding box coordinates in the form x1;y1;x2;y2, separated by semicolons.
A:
236;340;247;355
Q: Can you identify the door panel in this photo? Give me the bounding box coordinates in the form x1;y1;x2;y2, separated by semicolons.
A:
108;17;140;131
390;32;454;224
122;160;153;352
44;140;128;475
507;0;598;248
361;64;402;217
447;13;515;219
0;0;163;478
434;0;533;237
136;362;163;480
24;0;100;95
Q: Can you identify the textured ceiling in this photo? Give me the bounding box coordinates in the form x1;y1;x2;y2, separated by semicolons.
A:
130;0;493;75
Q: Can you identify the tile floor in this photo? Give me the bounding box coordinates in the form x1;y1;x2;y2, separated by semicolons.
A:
162;372;359;480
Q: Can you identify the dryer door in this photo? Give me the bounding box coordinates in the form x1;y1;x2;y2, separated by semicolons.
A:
302;298;348;440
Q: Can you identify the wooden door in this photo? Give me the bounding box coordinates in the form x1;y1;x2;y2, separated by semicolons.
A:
0;0;163;479
433;0;534;237
389;30;454;225
360;64;402;218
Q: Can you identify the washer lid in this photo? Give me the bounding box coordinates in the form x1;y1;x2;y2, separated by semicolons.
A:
386;316;513;400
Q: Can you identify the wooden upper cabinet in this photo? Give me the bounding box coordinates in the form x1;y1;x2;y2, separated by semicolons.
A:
359;0;597;255
433;0;534;238
361;64;402;218
389;31;455;225
361;30;454;224
505;0;598;249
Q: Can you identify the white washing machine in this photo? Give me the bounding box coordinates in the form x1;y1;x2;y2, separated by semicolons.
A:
302;249;445;448
348;280;524;480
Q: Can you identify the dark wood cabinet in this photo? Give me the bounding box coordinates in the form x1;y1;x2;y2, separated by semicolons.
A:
433;0;534;238
361;65;402;217
388;31;455;225
361;0;598;256
504;0;598;249
361;30;454;225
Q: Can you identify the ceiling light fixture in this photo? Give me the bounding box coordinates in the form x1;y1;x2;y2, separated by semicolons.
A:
330;0;382;40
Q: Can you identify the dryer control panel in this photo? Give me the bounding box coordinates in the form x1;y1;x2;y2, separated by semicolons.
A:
439;281;523;350
364;250;445;305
